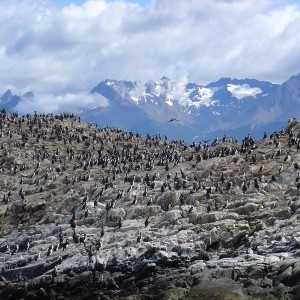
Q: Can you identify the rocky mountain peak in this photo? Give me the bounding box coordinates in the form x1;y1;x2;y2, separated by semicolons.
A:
23;91;34;99
0;89;13;101
286;72;300;82
0;90;21;111
160;75;170;81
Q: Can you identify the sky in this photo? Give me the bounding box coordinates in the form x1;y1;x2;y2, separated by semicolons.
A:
1;0;300;113
52;0;150;6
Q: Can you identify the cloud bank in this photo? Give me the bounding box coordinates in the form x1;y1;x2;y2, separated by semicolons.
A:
15;93;109;114
1;0;300;101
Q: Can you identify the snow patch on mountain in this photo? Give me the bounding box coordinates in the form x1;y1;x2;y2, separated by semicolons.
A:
106;80;115;87
178;86;216;108
227;84;262;100
116;78;220;109
128;81;145;103
130;96;140;103
165;95;174;106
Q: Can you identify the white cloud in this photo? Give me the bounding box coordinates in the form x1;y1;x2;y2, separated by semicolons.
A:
0;0;300;102
227;84;262;100
15;92;109;114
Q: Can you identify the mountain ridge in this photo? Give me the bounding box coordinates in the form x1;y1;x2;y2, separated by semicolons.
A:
1;73;300;141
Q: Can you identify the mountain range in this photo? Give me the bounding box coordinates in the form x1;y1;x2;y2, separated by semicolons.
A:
1;73;300;142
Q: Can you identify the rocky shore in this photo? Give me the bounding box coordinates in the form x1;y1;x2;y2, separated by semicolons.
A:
1;111;300;299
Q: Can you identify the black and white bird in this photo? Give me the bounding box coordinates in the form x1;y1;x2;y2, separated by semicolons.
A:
147;197;153;206
226;181;232;191
132;195;137;205
259;163;264;173
143;187;148;198
61;239;69;250
220;172;225;185
52;266;58;278
100;227;105;238
24;241;30;251
137;231;142;243
52;266;58;283
11;244;19;255
254;178;259;190
293;161;299;171
118;218;123;229
279;164;284;175
35;252;41;261
79;234;87;246
47;244;53;257
188;206;194;215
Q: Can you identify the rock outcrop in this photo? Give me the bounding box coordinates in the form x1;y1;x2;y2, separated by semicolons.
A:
0;112;300;299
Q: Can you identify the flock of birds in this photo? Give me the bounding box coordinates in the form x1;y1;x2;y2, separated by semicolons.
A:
0;110;299;284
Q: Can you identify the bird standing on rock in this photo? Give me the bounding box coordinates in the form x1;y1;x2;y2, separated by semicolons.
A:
35;252;41;261
73;230;79;244
52;266;57;283
53;242;60;252
47;244;53;257
145;217;149;227
259;163;264;173
79;234;87;247
254;178;259;191
143;187;148;198
137;231;142;243
293;161;299;171
226;181;232;191
70;211;75;222
220;172;225;185
59;227;63;244
70;218;76;229
118;218;123;229
95;239;102;250
24;241;30;251
61;239;69;251
147;196;153;206
100;227;105;238
279;164;284;175
11;244;19;255
132;195;137;205
94;199;98;208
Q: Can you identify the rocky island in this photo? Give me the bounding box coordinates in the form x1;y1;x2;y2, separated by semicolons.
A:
0;111;300;299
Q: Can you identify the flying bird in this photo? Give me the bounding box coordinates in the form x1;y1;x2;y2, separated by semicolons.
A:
168;117;179;122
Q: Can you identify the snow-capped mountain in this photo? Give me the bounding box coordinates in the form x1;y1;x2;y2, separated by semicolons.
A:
1;74;300;142
86;74;296;141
